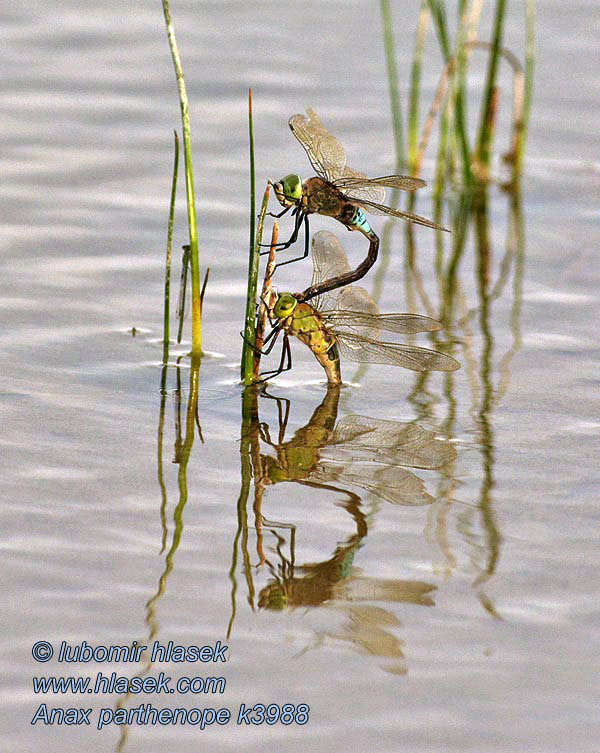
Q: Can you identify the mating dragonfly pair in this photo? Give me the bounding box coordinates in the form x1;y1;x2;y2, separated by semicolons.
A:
255;108;459;384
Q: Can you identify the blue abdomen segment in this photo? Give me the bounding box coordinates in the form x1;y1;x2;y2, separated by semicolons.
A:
351;207;372;235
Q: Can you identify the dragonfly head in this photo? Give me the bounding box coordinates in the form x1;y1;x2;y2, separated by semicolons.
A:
273;292;298;320
273;174;303;207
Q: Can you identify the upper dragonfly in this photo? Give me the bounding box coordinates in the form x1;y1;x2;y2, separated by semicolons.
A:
269;108;449;302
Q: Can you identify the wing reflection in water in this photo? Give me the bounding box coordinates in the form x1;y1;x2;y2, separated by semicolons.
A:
232;384;456;673
257;385;456;507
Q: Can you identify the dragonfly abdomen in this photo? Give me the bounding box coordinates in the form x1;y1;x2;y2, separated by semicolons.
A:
338;203;374;238
288;310;342;384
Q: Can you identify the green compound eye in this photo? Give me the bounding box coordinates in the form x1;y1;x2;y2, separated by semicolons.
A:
280;174;302;200
273;293;298;319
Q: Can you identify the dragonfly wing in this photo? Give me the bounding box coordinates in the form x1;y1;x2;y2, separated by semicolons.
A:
334;174;427;201
322;310;443;336
289;109;347;182
329;286;381;339
336;332;460;372
310;230;351;311
333;167;387;204
347;197;449;231
326;415;457;469
313;460;433;506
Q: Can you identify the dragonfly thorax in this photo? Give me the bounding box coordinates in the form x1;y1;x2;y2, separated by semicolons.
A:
274;173;303;207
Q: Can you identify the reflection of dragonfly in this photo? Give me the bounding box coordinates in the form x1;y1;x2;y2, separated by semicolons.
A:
254;390;442;612
268;108;448;301
259;509;436;613
258;385;456;508
257;230;460;383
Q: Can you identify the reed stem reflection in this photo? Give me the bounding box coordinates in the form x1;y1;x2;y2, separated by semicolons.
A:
116;355;202;752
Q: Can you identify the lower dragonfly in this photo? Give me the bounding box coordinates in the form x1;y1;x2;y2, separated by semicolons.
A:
266;108;449;302
255;230;460;384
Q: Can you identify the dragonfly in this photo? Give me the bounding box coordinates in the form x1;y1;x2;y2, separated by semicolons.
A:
255;230;460;384
267;108;448;302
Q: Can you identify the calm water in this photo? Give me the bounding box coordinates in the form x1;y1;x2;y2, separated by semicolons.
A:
2;1;599;751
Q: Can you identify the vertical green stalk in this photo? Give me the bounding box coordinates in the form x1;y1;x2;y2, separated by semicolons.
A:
163;130;180;368
428;0;472;186
514;0;535;174
247;88;256;277
380;0;405;170
407;1;430;173
427;0;450;57
475;0;507;174
454;0;473;185
161;0;202;354
241;172;271;385
241;89;259;384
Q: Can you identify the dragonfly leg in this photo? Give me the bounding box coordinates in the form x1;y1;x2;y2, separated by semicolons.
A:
297;231;380;303
259;210;305;252
258;386;291;442
274;215;311;269
240;324;282;357
277;392;290;442
266;206;292;219
257;334;292;382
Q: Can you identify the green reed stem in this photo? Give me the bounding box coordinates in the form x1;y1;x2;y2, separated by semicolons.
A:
475;0;507;174
163;130;180;367
241;89;259;385
428;0;472;186
513;0;535;174
407;1;430;173
161;0;202;354
380;0;405;170
241;184;270;385
454;2;473;185
427;0;450;56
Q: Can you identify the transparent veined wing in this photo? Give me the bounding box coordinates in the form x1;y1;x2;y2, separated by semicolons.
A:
323;415;456;469
288;109;347;183
347;196;450;232
336;331;460;372
335;580;436;606
330;285;381;339
311;460;433;506
325;280;443;340
310;230;351;312
322;310;443;337
333;174;426;204
311;231;445;337
333;166;386;204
